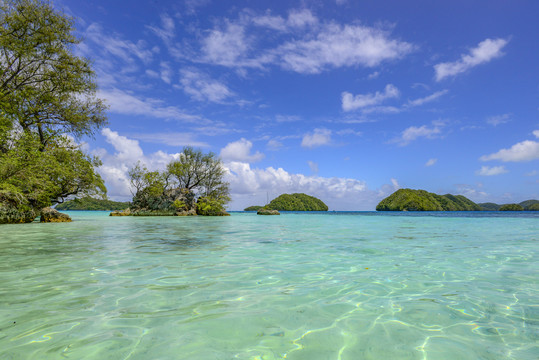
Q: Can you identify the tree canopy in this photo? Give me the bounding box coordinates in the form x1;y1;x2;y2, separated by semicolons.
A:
264;193;328;211
376;189;482;211
127;147;230;215
0;0;107;221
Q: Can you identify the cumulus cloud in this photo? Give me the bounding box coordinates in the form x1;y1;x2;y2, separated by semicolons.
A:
434;38;509;81
342;84;399;112
425;158;437;167
301;128;332;148
198;16;414;74
277;24;414;74
225;161;385;210
480;132;539;162
220;138;265;163
201;22;254;67
95;129;180;199
476;165;508;176
179;69;235;103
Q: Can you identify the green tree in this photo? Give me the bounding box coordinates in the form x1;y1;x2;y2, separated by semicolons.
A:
0;0;107;147
127;147;230;215
0;0;108;221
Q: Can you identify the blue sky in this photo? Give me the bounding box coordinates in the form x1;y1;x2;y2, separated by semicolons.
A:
59;0;539;210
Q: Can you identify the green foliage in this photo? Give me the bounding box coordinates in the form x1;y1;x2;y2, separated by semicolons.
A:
499;203;524;211
172;199;187;210
244;205;263;211
265;193;328;211
0;0;107;221
1;133;106;209
56;197;129;211
0;0;107;143
127;147;230;216
525;203;539;211
376;189;482;211
519;199;539;209
196;196;229;216
478;202;501;211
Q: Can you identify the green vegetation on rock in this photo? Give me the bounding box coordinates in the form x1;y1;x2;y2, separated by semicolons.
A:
520;199;539;210
376;189;482;211
0;0;107;223
499;204;524;211
56;197;130;211
125;147;230;216
244;205;263;211
265;193;328;211
478;202;501;211
525;203;539;211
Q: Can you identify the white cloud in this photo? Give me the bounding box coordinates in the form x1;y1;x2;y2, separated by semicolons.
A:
480;137;539;162
266;139;283;150
486;113;511;126
307;160;319;174
395;122;444;146
425;158;437;167
476;166;508;176
128;132;208;148
277;23;414;74
201;23;252;67
148;14;175;43
220;138;265;163
434;38;508;81
159;62;173;84
179;69;234;103
85;23;154;65
301;128;332;148
533;130;539;138
275;114;301;122
95;129;180;199
98;88;205;123
407;90;448;107
252;9;317;31
342;84;399;111
225;161;383;210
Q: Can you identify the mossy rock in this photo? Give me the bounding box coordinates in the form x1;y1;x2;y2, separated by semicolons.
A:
257;209;280;215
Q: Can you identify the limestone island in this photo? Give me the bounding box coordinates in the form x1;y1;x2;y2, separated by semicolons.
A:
56;197;130;211
247;193;328;215
377;189;539;211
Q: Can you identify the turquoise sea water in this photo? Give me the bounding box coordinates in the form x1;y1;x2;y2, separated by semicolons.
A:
0;211;537;359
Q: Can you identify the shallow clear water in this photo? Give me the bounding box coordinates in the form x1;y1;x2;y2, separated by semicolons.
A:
0;211;537;359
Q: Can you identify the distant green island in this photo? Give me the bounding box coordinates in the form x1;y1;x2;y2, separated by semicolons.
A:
377;189;539;211
245;193;328;211
56;197;130;211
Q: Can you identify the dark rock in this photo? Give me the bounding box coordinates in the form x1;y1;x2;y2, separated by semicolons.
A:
257;209;280;215
110;208;131;216
40;207;72;222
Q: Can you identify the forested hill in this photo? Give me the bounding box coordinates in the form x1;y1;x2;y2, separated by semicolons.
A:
376;189;481;211
56;197;130;211
265;193;328;211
